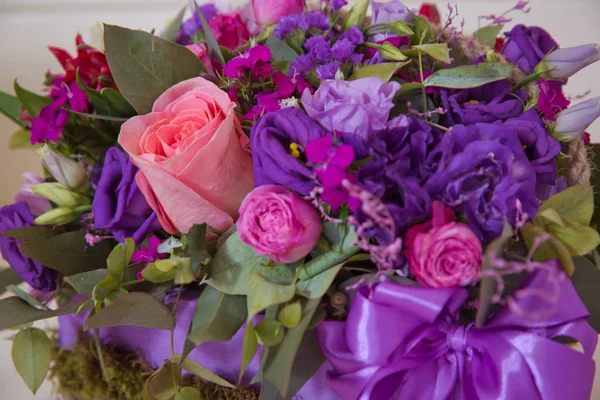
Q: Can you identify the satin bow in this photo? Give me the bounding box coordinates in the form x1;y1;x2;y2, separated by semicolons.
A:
316;264;597;400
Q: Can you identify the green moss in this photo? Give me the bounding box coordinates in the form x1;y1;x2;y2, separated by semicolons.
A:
49;330;259;400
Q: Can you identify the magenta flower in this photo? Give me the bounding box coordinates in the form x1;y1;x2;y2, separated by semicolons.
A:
272;72;312;98
538;78;570;120
243;92;282;120
223;45;273;79
306;135;356;210
208;13;250;50
133;236;167;280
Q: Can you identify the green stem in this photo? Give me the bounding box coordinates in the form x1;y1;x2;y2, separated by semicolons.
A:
121;279;143;288
422;119;449;132
170;283;185;358
93;329;108;381
417;50;427;115
512;72;542;91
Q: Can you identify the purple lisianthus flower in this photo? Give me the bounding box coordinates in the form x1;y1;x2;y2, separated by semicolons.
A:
354;116;442;244
504;109;561;185
536;175;568;202
301;77;400;137
176;3;218;45
0;202;58;292
251;107;327;195
502;24;558;74
370;0;413;42
331;0;347;11
92;147;159;244
440;80;527;126
425;123;538;242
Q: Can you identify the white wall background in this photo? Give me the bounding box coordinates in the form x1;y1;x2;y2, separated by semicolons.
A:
0;0;599;398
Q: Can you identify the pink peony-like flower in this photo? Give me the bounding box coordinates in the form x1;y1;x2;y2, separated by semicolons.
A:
252;0;304;27
209;13;250;50
405;201;483;288
118;77;254;235
237;185;322;264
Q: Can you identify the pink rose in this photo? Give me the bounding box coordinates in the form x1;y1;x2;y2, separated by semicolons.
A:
209;13;250;50
185;44;217;77
405;201;483;288
118;77;254;235
237;185;322;264
252;0;304;26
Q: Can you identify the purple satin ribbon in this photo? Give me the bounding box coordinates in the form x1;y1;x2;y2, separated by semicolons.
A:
316;264;598;400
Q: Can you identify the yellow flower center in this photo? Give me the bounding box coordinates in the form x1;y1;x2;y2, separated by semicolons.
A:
465;100;480;105
289;142;301;158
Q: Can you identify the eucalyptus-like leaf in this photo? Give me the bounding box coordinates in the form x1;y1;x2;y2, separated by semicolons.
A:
475;25;504;48
343;0;369;31
64;269;110;297
1;226;59;242
144;361;179;400
174;387;201;400
0;268;23;294
84;292;176;330
538;185;594;226
100;88;137;117
186;286;247;346
255;319;285;347
247;274;295;320
161;6;187;42
265;36;299;63
19;231;115;276
296;263;344;299
6;285;44;308
0;91;26;127
188;224;211;275
173;355;234;388
413;43;451;63
278;299;302;328
239;321;258;383
423;63;514;89
141;262;177;283
194;1;225;66
521;223;575;275
103;24;206;114
0;297;90;330
76;69;110;115
410;12;434;45
11;328;51;394
9;129;38;150
349;61;410;82
13;80;52;118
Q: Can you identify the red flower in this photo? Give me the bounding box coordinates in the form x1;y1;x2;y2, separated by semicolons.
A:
418;3;441;25
494;37;506;52
48;34;115;91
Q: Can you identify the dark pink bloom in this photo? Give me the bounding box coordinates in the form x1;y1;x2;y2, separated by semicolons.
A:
209;13;250;50
223;45;272;79
538;78;570;120
243;92;282;120
133;236;167;280
273;72;312;97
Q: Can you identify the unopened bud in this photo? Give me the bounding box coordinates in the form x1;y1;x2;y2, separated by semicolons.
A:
536;44;600;81
37;145;87;189
30;183;90;208
552;97;600;142
34;207;77;226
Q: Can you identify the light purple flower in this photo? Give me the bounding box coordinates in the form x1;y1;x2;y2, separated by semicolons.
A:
316;62;340;80
552;97;600;142
301;77;400;137
537;44;600;81
13;173;52;217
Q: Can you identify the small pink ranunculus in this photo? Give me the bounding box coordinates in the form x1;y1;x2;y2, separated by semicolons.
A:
185;44;217;77
252;0;304;26
209;13;250;50
118;77;254;235
405;201;483;288
237;185;322;264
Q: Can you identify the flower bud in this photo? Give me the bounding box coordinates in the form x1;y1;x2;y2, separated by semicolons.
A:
30;183;91;208
536;44;600;80
34;207;77;226
37;145;87;189
551;97;600;142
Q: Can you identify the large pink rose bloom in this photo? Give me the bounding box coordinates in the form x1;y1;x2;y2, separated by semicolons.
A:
118;77;254;235
405;201;483;288
237;185;322;264
252;0;304;26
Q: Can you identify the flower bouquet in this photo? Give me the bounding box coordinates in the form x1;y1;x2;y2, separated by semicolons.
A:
2;0;600;399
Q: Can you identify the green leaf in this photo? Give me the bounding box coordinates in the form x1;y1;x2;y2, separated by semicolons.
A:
410;12;434;45
247;274;295;320
103;24;206;114
106;238;134;278
100;88;137;118
66;109;129;122
1;226;59;242
173;355;234;388
64;269;109;297
343;0;369;30
262;298;323;397
413;43;451;63
475;25;504;48
19;231;115;276
76;70;110;116
13;80;52;118
423;63;514;89
239;321;258;383
195;2;225;66
0;297;90;330
0;268;23;294
162;6;187;42
187;286;247;346
521;223;575;275
265;36;299;63
0;91;26;127
174;258;195;285
6;285;44;308
538;186;594;226
349;61;410;82
370;21;414;37
188;224;211;276
278;299;302;328
476;222;513;327
296;263;343;299
144;361;179;400
9;129;38;150
366;42;408;61
141;262;177;283
12;328;51;394
255;319;285;347
174;387;201;400
208;232;297;295
547;217;600;257
83;292;176;330
571;256;600;332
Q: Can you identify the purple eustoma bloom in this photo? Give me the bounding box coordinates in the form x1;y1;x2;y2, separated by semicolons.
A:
502;24;558;74
370;0;413;42
0;202;58;292
92;147;159;244
176;3;218;45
